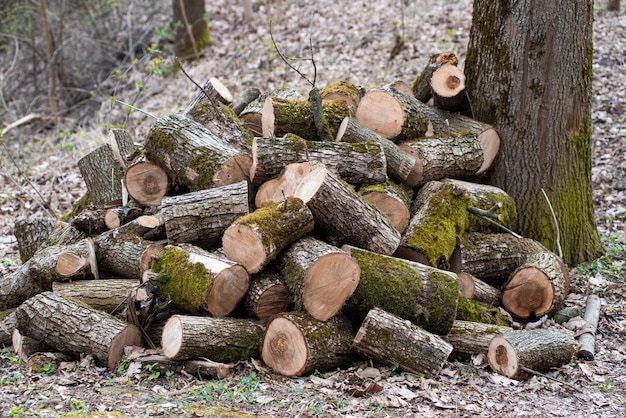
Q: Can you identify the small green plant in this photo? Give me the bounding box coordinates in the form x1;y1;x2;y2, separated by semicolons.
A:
116;358;131;375
144;363;160;380
40;362;56;376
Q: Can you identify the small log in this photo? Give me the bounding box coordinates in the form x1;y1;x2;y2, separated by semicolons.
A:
251;134;387;186
456;297;509;325
255;162;312;207
149;245;249;317
104;206;144;230
502;251;569;319
15;292;142;369
161;314;264;362
231;86;262;116
577;294;601;361
72;209;108;235
319;79;364;116
223;197;314;274
355;84;429;142
144;114;252;191
124;159;169;207
78;143;125;207
358;181;413;233
52;279;139;313
336;117;421;186
240;89;300;136
130;352;234;379
457;272;502;307
410;52;458;103
342;245;459;335
352;308;453;377
41;223;87;249
55;237;98;279
261;312;354;377
430;64;467;111
279;237;360;321
487;328;576;380
294;166;401;255
244;269;291;320
106;128;137;167
13;217;60;262
446;320;512;359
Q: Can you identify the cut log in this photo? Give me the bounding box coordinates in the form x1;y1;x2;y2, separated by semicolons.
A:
502;251;569;319
279;237;360;321
12;328;51;358
15;292;142;369
446;320;512;359
244;269;291;320
78;143;126;207
251;134;387;186
336;117;421;186
355;84;429;142
319;79;364;116
457;272;502;306
352;308;453;377
149;245;249;317
395;180;470;269
261;312;354;377
104;206;144;230
107;128;137;167
231;86;262;116
577;294;601;361
161;314;264;362
240;89;300;136
358;181;413;234
13;217;61;262
295;166;401;255
124;159;169;207
55;237;98;279
255;162;312;207
52;279;139;313
430;64;467;111
223;197;314;274
487;328;576;380
144;114;252;191
72;209;109;235
456;296;509;325
1;310;16;346
342;245;459;335
410;52;459;103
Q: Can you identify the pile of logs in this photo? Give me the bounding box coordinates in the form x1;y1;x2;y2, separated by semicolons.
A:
1;53;589;381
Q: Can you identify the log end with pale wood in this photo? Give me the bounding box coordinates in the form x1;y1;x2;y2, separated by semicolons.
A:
124;161;169;206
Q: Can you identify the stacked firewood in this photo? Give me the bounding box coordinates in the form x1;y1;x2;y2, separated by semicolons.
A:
1;53;584;381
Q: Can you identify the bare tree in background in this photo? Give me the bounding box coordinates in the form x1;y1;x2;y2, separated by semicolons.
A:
172;0;211;60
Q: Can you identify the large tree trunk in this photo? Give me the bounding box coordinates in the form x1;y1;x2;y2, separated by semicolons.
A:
172;0;211;59
465;0;603;265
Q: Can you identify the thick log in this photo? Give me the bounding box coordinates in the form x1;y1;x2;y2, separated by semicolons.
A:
124;159;169;207
261;312;354;377
502;251;569;319
12;328;51;358
355;85;429;142
279;237;360;321
145;114;252;191
352;308;453;377
149;245;249;317
395;180;470;269
240;89;300;136
319;79;364;116
430;64;467;111
456;296;509;325
52;279;139;313
244;269;291;320
251;134;387;186
410;52;459;103
78;143;125;207
255;162;312;207
336;117;421;186
457;272;502;307
161;314;264;362
342;245;458;335
294;166;401;255
15;292;142;369
577;294;601;361
55;237;98;279
13;217;60;262
487;328;576;380
358;181;413;234
446;320;512;359
231;86;261;116
1;310;16;346
223;197;314;274
107;128;137;166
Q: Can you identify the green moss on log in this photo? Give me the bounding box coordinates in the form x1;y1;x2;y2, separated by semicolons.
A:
456;296;509;326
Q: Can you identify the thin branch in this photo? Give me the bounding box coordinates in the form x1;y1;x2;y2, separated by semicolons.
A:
114;99;157;119
175;57;225;123
541;188;562;259
467;206;522;238
269;21;314;87
520;366;582;393
307;8;317;86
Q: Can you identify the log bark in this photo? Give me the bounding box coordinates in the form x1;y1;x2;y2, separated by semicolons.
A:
223;197;314;274
244;269;291;320
279;237;360;322
487;328;576;380
240;89;300;136
457;272;502;307
430;64;467;111
456;296;508;325
107;128;137;167
72;209;108;236
52;279;139;313
319;79;364;116
261;312;354;377
254;161;312;207
355;84;429;142
294;166;401;255
358;181;413;234
446;320;512;359
78;143;125;207
352;308;453;377
410;52;459;103
104;206;144;230
0;310;16;346
231;86;261;116
124;159;169;207
161;314;264;362
342;245;459;335
150;245;249;317
12;328;51;358
145;114;252;191
15;292;142;369
251;134;387;186
577;294;601;361
13;217;60;262
336;117;421;186
502;251;569;319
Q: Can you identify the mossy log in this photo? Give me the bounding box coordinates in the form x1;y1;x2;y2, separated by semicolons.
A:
145;114;252;191
124;159;169;207
456;296;509;325
150;245;249;317
223;197;314;274
397;135;484;186
410;52;459;103
359;181;413;234
261;312;354;377
52;279;139;313
244;269;291;320
240;89;300;136
430;64;467;111
342;245;459;335
161;314;264;362
295;166;401;255
502;251;569;319
319;79;364;116
336;117;421;186
15;292;142;369
352;308;453;377
487;328;576;380
460;232;549;286
261;95;350;140
279;236;360;321
251;134;387;186
446;320;512;359
577;294;601;361
255;162;312;207
395;180;470;269
13;217;61;263
457;272;502;307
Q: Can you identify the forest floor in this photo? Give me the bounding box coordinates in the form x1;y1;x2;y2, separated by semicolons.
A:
1;1;625;417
